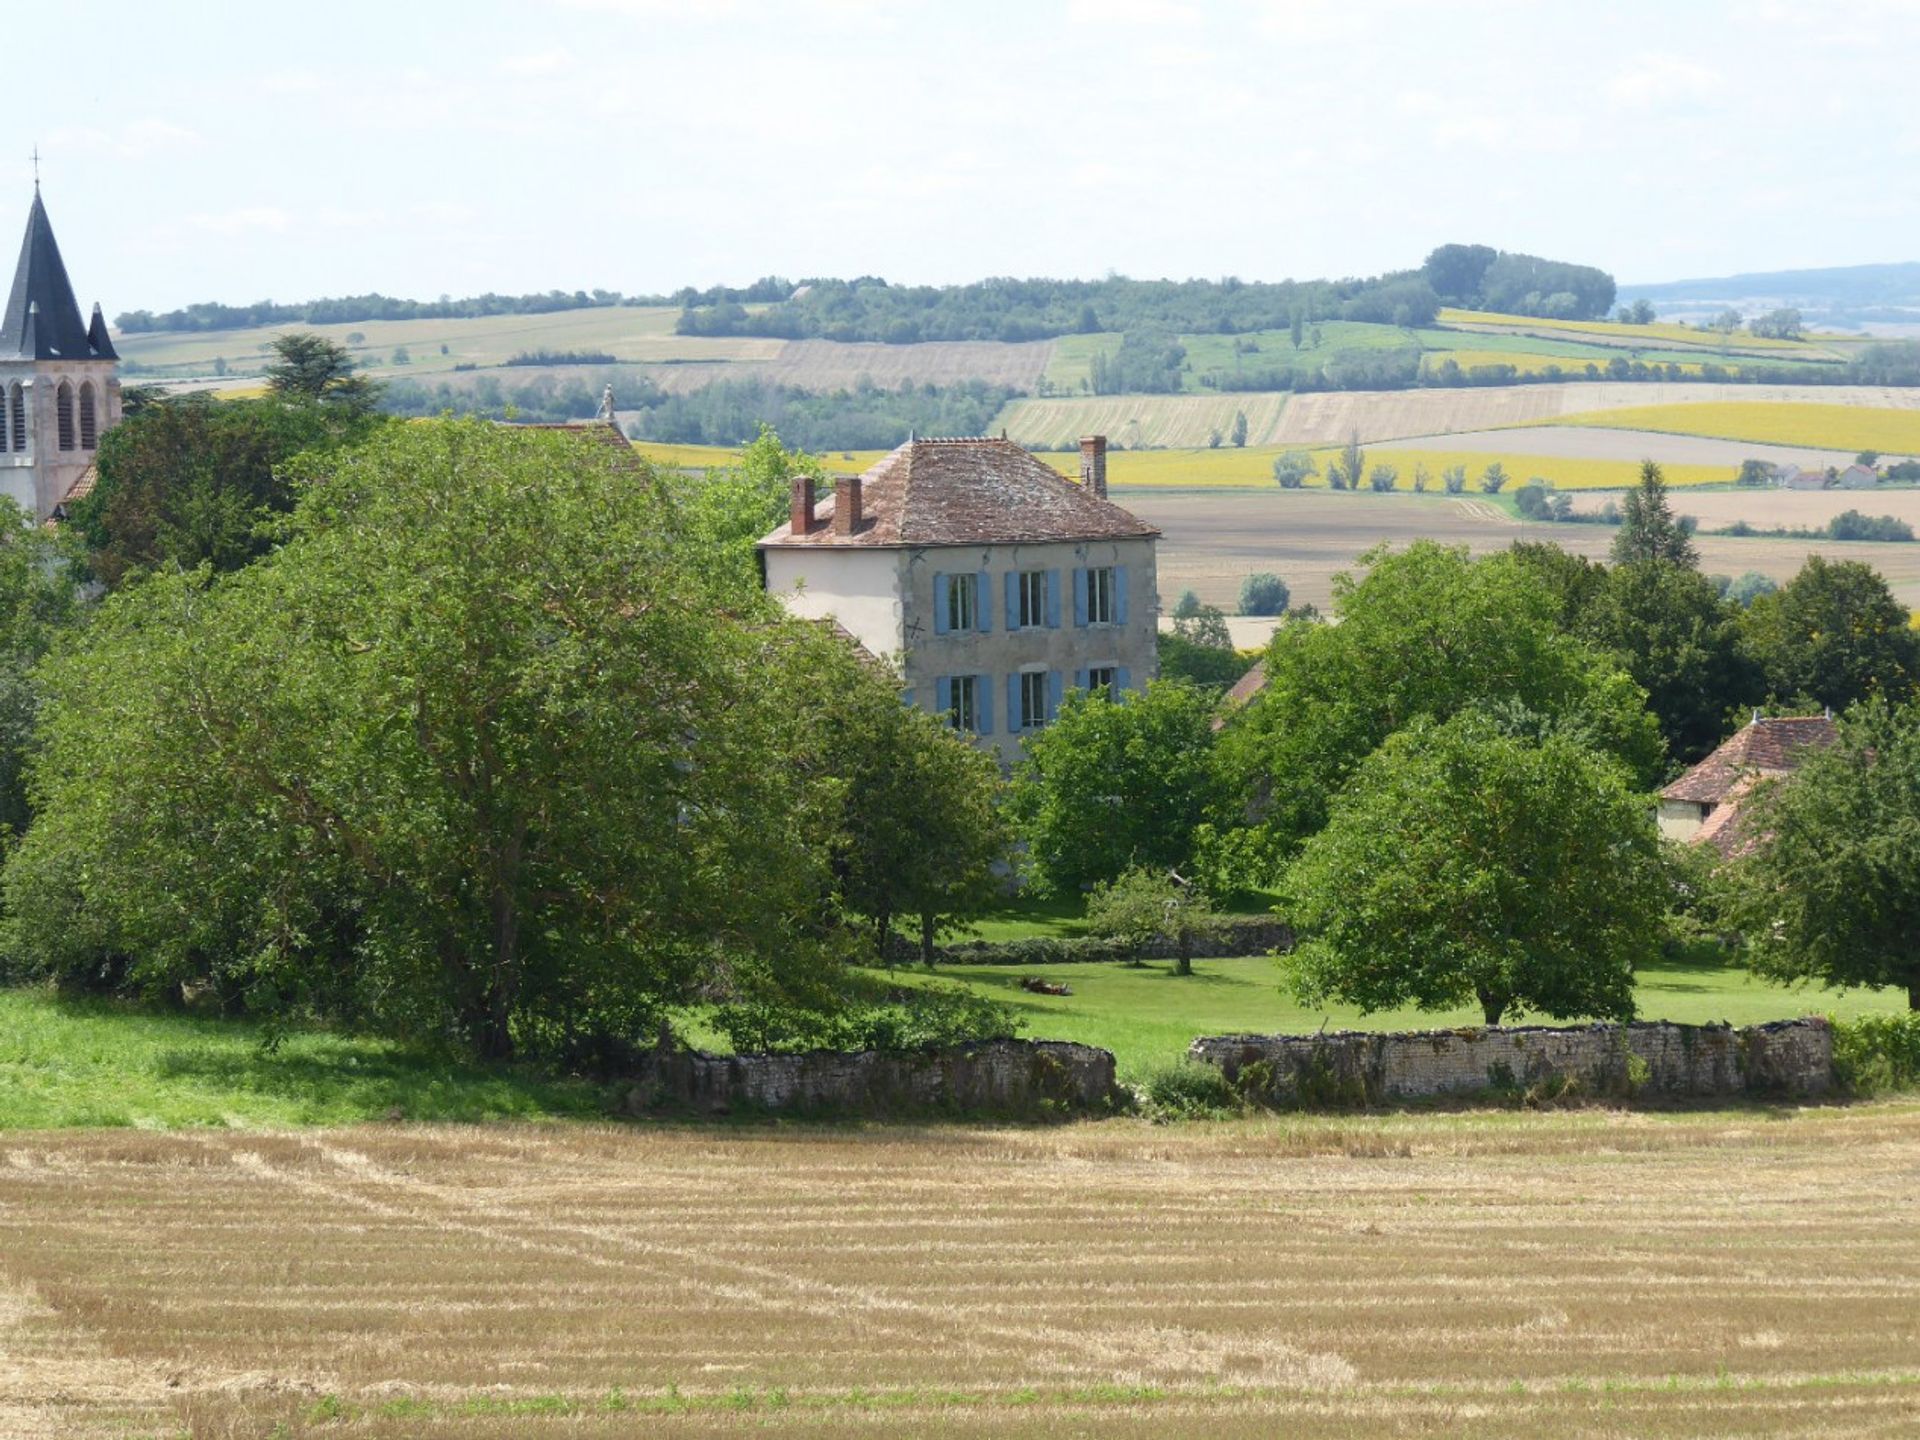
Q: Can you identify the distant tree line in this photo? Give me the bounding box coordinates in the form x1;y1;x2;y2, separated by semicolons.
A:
380;372;1021;451
1421;244;1617;319
672;263;1491;344
114;278;793;335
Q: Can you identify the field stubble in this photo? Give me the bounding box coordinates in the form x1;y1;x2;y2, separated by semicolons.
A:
3;1111;1919;1437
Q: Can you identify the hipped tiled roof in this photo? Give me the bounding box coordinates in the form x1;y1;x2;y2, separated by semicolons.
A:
760;437;1158;549
1660;715;1838;805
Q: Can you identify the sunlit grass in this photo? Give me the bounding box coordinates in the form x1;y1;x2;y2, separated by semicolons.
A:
1555;401;1920;455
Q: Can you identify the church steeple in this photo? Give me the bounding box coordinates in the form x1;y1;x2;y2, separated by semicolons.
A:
0;191;111;361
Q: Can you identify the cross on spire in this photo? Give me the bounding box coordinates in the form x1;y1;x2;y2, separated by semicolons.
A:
29;146;38;191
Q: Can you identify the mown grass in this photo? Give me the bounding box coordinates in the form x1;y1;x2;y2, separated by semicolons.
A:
1557;400;1920;455
0;989;610;1129
873;954;1907;1081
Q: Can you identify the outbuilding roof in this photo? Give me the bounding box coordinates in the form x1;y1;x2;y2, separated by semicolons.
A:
759;437;1159;549
1659;714;1838;805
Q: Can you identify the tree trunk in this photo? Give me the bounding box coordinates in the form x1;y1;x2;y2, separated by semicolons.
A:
1175;926;1193;977
920;912;937;968
875;898;893;967
1478;987;1507;1027
1909;980;1920;1011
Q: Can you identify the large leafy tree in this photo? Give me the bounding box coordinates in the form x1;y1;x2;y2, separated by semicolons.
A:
1218;542;1663;861
675;423;825;601
1718;699;1920;1009
1741;555;1920;711
1611;461;1698;568
1281;711;1665;1026
0;501;82;842
70;394;380;588
1011;680;1223;894
1578;561;1763;764
4;420;860;1061
831;691;1009;964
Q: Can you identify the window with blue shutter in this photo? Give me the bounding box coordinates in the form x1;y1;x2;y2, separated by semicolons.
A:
976;674;994;735
1046;569;1062;628
1004;572;1021;633
1047;670;1064;722
976;571;992;632
1116;666;1132;697
935;675;952;719
932;573;950;635
1007;675;1022;732
1072;568;1089;627
1114;565;1130;625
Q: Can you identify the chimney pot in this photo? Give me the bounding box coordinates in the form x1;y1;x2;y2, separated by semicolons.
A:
789;474;816;536
833;474;862;536
1079;434;1108;499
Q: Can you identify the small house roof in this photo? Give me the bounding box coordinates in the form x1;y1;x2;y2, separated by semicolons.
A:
1659;714;1838;805
759;437;1158;550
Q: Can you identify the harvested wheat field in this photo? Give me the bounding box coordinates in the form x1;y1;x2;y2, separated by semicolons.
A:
3;1111;1920;1437
1129;488;1920;613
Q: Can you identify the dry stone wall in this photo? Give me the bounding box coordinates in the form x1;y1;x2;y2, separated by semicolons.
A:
1190;1019;1832;1107
626;1039;1119;1116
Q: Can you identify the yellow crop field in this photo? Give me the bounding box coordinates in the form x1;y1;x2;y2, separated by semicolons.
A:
1556;401;1920;455
1058;445;1727;491
1437;306;1820;351
1420;347;1706;378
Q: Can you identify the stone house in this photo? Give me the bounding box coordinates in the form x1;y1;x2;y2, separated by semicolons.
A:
1656;714;1837;855
1777;465;1828;491
1836;462;1879;489
0;188;122;521
759;434;1160;763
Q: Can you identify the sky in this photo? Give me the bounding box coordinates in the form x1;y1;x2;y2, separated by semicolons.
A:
10;0;1920;315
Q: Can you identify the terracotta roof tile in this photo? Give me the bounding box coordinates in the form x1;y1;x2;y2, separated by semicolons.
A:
760;437;1158;550
1660;715;1837;805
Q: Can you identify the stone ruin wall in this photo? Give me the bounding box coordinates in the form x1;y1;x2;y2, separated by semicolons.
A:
1190;1019;1833;1106
627;1039;1119;1116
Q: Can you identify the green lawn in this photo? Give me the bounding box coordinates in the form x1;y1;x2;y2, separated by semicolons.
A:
874;955;1909;1081
0;989;610;1129
965;890;1281;942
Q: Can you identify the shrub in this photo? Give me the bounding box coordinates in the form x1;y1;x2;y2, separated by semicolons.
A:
1239;572;1290;616
1138;1059;1240;1120
1831;1012;1920;1095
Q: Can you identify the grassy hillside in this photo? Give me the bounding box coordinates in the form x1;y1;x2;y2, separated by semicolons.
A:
997;393;1289;449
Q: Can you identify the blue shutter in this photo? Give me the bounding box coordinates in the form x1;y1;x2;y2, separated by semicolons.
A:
1048;670;1064;721
1073;568;1089;627
901;688;915;709
1046;569;1062;628
976;571;992;632
1004;571;1021;632
976;674;994;736
1117;666;1132;697
932;573;949;635
1075;667;1088;691
1115;565;1130;626
1007;674;1022;732
935;676;951;718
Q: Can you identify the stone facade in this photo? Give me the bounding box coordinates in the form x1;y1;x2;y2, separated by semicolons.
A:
625;1039;1119;1116
1190;1019;1833;1106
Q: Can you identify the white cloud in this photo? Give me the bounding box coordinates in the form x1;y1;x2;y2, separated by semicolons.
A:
499;47;573;75
46;118;200;160
188;207;294;236
1607;51;1726;106
1066;0;1196;24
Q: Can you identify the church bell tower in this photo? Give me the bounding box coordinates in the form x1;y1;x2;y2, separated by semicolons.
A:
0;186;121;520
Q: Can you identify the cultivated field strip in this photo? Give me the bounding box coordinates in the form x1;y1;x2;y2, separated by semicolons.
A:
2;1110;1919;1435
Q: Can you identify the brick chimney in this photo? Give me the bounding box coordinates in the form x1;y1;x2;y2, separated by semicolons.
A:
832;474;863;536
1079;435;1108;498
790;474;815;536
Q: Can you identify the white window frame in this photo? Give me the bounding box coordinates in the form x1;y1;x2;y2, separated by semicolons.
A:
948;674;979;732
1019;670;1050;730
1018;570;1047;628
947;573;978;633
1087;566;1115;625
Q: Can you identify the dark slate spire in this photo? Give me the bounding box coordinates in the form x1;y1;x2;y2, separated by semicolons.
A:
87;301;116;361
0;192;98;361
